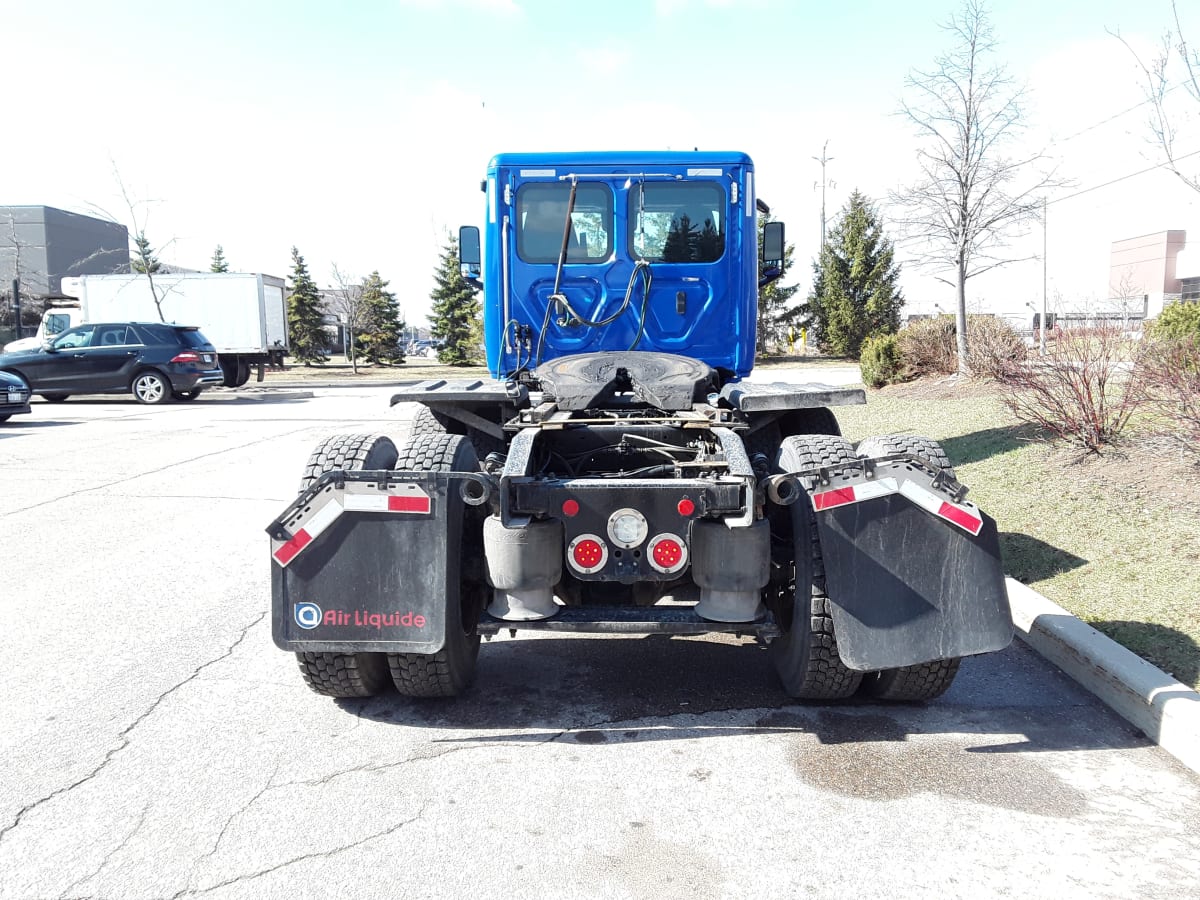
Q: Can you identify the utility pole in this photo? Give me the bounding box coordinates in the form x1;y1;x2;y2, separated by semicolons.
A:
1041;196;1048;356
813;141;835;254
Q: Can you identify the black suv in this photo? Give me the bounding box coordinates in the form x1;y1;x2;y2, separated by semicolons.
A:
0;322;224;404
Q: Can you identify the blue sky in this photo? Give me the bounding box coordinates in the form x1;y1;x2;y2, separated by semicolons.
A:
6;0;1199;324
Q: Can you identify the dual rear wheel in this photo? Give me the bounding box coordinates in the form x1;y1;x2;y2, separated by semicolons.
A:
769;433;963;703
292;431;484;700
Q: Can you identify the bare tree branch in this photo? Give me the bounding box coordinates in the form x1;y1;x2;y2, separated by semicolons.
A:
1113;2;1200;194
891;0;1065;374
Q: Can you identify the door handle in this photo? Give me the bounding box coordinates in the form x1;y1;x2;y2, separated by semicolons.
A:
73;353;86;358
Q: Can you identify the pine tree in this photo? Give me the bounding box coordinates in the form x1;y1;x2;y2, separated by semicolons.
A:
428;236;481;366
287;247;328;365
756;215;800;355
131;233;162;274
358;271;404;364
804;191;903;357
210;245;230;273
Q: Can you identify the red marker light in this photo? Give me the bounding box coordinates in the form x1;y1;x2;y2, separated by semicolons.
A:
572;538;604;569
562;499;580;517
652;538;683;569
677;498;695;517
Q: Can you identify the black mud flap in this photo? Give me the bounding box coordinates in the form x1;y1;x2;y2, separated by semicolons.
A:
268;470;487;654
810;463;1013;671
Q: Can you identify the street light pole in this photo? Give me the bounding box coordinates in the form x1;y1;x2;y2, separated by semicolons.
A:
813;141;835;254
1041;196;1048;356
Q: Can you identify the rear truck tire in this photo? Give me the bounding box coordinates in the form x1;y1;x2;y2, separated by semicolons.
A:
387;432;484;698
219;357;253;388
410;404;458;437
769;434;864;700
42;393;70;402
856;434;954;478
293;432;401;698
409;404;501;458
861;657;962;701
171;389;202;401
295;651;394;698
854;434;963;701
132;370;171;405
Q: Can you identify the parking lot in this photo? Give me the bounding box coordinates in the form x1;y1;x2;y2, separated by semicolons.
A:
1;387;1199;899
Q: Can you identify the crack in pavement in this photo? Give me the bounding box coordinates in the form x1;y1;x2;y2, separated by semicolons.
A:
170;802;429;897
199;761;284;864
265;743;476;794
56;801;149;899
0;610;268;845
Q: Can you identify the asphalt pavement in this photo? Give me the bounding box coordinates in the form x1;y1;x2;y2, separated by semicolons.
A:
0;384;1197;899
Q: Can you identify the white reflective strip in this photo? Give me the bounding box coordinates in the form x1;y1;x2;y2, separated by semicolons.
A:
898;480;944;516
302;499;343;539
343;494;390;512
488;176;496;224
851;478;898;502
745;173;753;216
520;168;556;176
687;168;722;176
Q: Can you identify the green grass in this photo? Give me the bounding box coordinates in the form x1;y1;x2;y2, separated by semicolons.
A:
835;392;1200;689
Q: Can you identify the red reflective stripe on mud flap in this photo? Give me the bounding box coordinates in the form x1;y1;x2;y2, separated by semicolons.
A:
937;501;983;536
812;488;856;510
387;495;431;513
273;529;313;566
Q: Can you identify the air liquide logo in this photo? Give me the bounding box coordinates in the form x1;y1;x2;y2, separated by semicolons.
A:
294;602;322;630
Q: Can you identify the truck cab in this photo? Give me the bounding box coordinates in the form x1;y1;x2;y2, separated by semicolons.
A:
466;152;769;381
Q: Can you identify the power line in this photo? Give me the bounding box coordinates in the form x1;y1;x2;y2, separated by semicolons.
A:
1047;82;1186;147
1049;148;1200;205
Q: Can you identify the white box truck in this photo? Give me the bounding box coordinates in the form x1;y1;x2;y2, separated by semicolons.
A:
5;272;289;386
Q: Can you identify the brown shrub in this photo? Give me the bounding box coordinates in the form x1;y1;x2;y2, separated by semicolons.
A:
899;317;957;376
1138;335;1200;460
898;314;1027;377
995;325;1145;453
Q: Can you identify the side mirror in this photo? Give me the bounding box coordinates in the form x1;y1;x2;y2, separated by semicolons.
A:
762;221;785;267
42;340;57;353
458;226;481;280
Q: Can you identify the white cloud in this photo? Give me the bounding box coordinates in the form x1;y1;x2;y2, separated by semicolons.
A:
578;47;632;77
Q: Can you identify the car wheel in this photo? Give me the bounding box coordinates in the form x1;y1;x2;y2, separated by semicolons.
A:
172;389;202;401
132;371;171;405
42;393;70;402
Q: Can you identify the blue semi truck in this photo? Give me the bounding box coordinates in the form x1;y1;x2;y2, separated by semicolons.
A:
268;151;1012;702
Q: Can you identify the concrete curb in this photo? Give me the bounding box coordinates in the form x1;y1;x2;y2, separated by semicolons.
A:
1005;577;1200;774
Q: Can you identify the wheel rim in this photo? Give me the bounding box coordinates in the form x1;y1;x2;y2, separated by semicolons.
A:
135;374;165;402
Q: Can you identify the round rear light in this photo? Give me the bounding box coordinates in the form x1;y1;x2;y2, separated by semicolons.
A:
562;499;580;517
607;507;648;548
677;498;695;517
567;534;608;574
647;533;688;574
